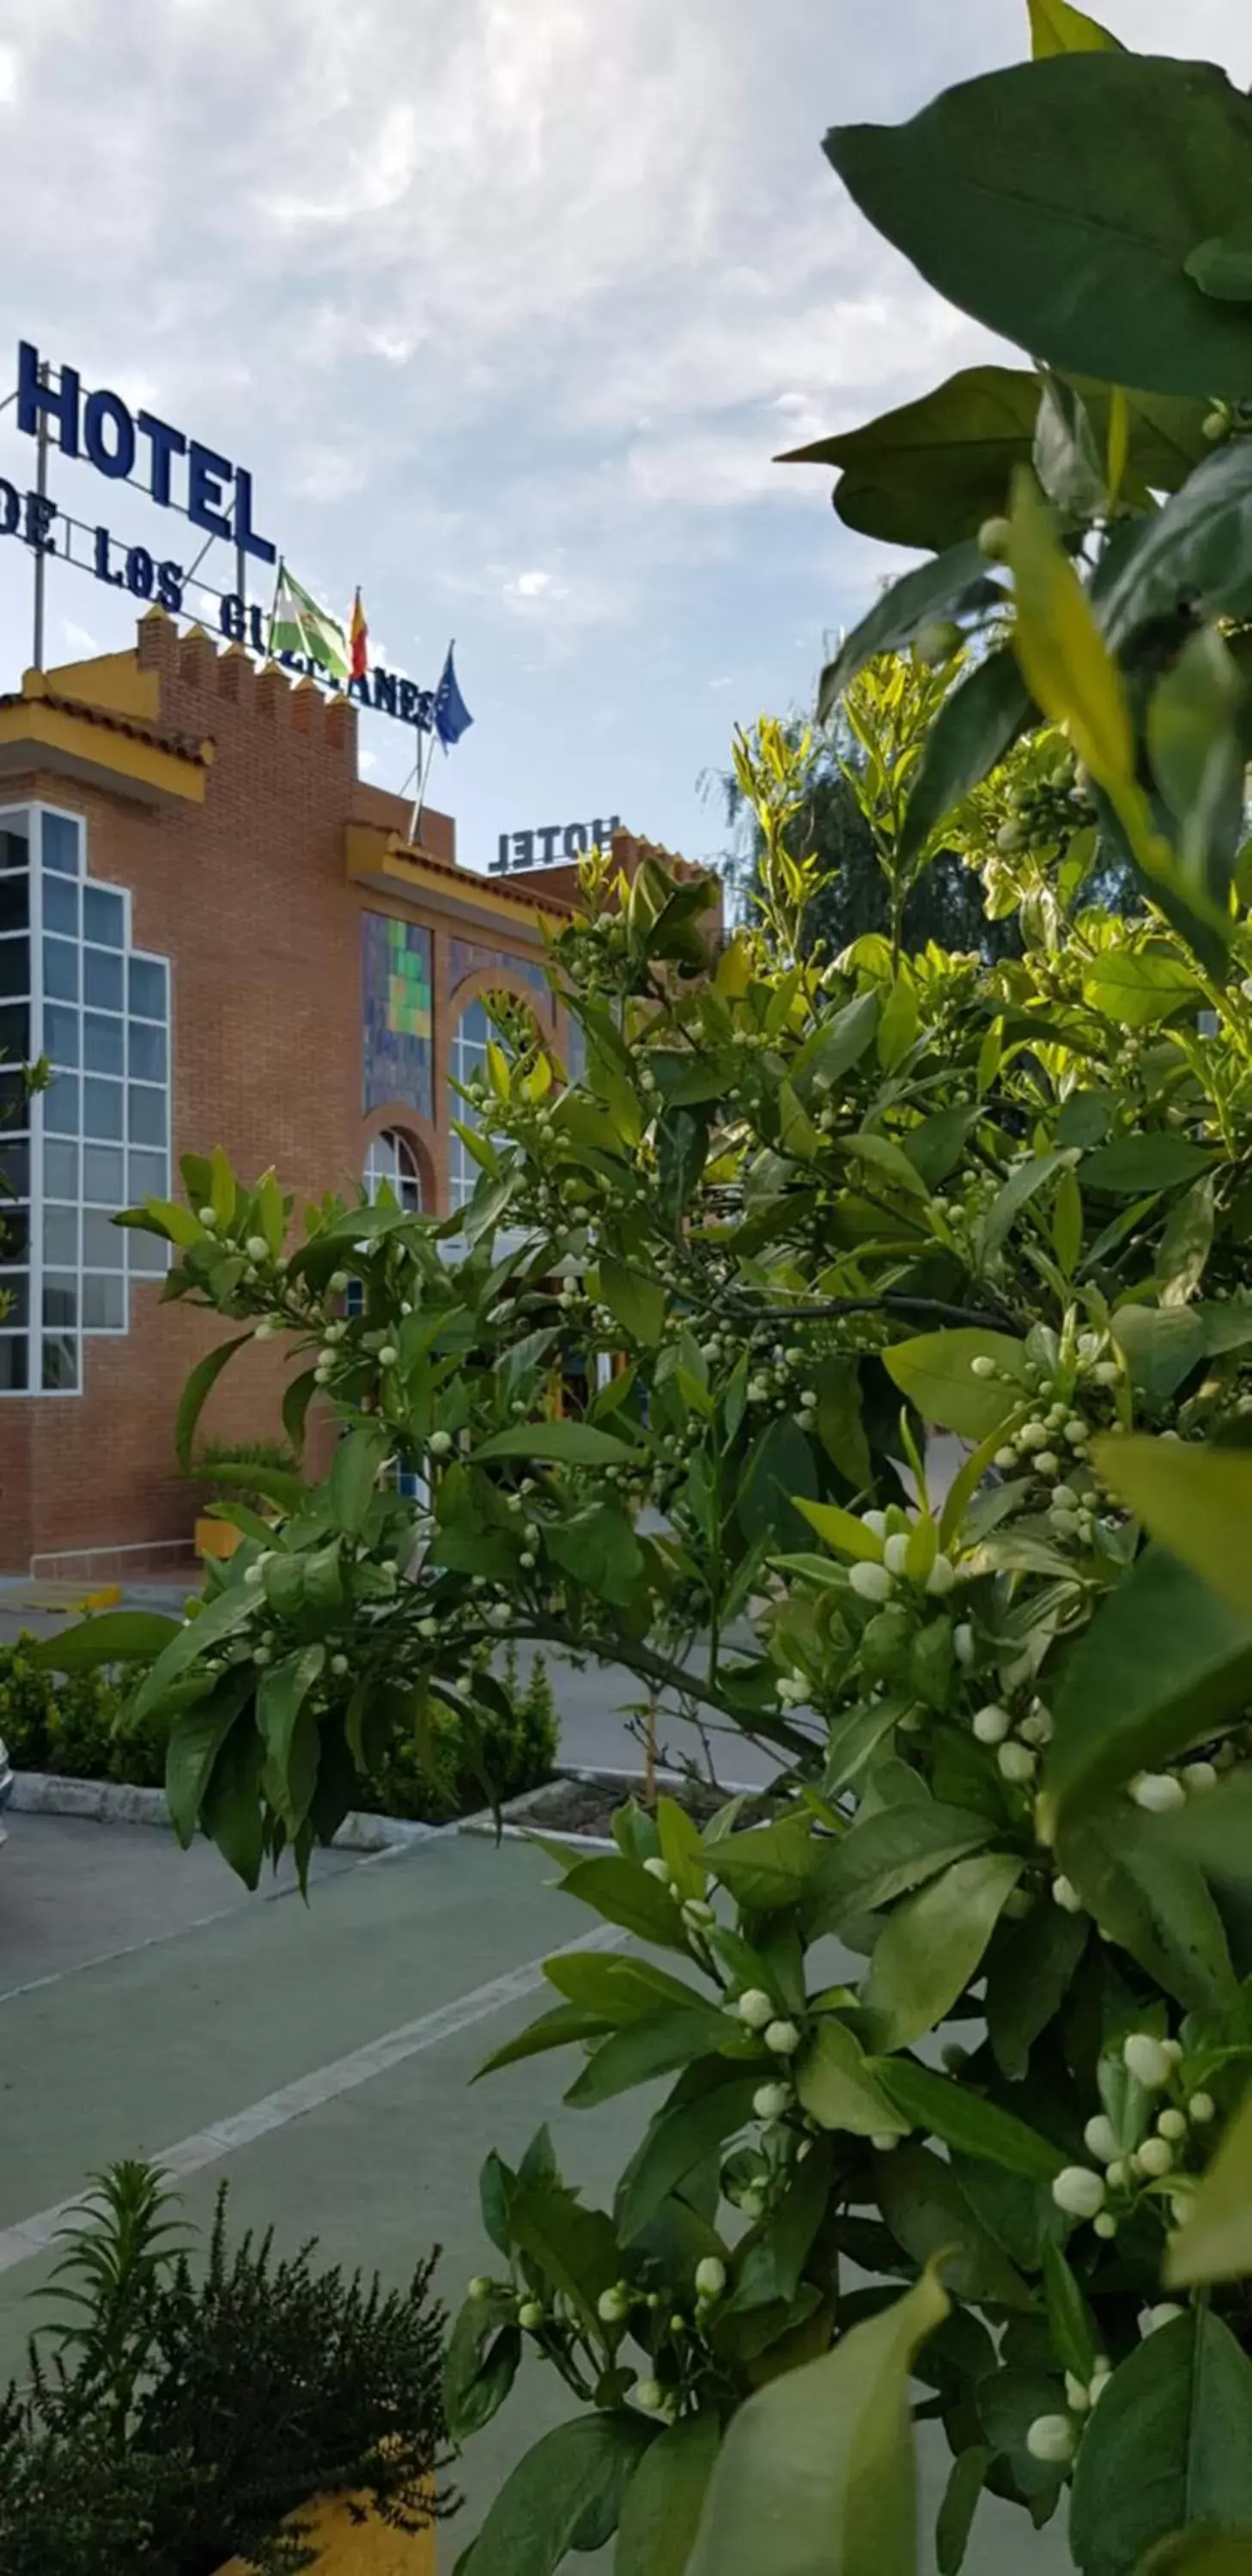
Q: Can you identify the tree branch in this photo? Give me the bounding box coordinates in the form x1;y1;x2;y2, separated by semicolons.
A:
726;1292;1021;1334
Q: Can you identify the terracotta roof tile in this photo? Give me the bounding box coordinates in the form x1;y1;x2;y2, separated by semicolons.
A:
0;690;211;764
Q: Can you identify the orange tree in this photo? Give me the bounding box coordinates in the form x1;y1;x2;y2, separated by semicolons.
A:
43;8;1252;2571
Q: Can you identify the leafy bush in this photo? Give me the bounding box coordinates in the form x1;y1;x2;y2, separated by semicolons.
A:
0;1632;554;1824
0;2160;452;2575
194;1438;297;1510
43;9;1252;2576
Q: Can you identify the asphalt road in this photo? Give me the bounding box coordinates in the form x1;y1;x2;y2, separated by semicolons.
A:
0;1810;1063;2572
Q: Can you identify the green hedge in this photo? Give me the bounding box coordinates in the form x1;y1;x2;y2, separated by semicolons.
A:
0;1634;557;1825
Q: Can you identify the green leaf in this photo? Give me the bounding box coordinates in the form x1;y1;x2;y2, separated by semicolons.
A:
198;1717;264;1890
1034;368;1107;519
1070;2313;1252;2576
685;2265;950;2576
1045;1544;1252;1821
839;1130;930;1200
257;1644;325;1832
472;1420;639;1466
1042;2244;1098;2387
825;58;1252;400
986;1900;1087;2081
1081;950;1202;1030
616;2078;761;2244
507;2179;621;2329
982;1150;1073;1258
164;1686;247;1848
327;1423;386;1535
803;988;880;1087
817;539;1000;718
459;2414;652;2576
735;1416;818;1552
792;1495;882;1562
1083;1134;1212;1196
1111;1305;1206;1406
1055;1801;1236;2014
1165;2094;1252;2289
868;2057;1062;2182
656;1106;710;1231
936;2446;993;2576
282;1366;319;1459
566;2008;730;2111
903;1106;980;1190
599;1258;665;1348
615;2413;720;2576
884;1328;1027;1439
174;1332;253;1474
795;2017;907;2138
1054;1166;1084;1276
1093;1437;1252;1619
556;1854;689;1952
808;1801;995;1932
1103;443;1252;647
876;978;919;1074
1027;0;1121;54
547;1505;644;1607
544;1952;707;2024
476;2003;613;2081
1136;2538;1252;2575
876;2142;1032;2310
1007;466;1135;795
706;1817;816;1913
204;1460;305;1515
862;1851;1024;2052
1158;1176;1216;1308
32;1609;181;1674
901;647;1034;864
782;364;1205;553
446;2285;521;2443
129;1584;257;1724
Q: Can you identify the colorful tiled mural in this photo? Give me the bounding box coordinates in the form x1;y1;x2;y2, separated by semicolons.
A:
362;912;433;1117
446;937;550;1008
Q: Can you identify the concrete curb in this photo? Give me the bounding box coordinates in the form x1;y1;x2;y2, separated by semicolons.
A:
9;1772;440;1855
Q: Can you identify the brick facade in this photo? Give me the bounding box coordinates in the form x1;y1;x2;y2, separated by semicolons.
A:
0;614;714;1573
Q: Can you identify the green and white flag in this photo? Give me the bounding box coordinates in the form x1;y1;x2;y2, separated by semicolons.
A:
267;562;349;680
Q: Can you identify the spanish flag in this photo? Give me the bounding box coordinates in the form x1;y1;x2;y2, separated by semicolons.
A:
349;586;369;682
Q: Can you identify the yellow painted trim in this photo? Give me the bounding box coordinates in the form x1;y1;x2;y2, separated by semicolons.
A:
0;701;208;804
40;650;160;721
344;825;562;930
215;2488;436;2573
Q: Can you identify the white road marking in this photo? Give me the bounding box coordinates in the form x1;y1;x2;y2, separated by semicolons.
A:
0;1923;622;2277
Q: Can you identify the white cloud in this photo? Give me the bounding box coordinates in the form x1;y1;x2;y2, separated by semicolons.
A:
0;43;19;105
59;618;99;656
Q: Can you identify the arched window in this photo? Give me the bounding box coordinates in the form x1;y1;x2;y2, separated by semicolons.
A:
362;1128;422;1212
449;999;491;1212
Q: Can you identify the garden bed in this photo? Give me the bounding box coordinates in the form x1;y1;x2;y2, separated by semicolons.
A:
459;1763;781;1849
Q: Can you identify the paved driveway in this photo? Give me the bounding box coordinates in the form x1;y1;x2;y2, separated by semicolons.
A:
0;1808;1062;2571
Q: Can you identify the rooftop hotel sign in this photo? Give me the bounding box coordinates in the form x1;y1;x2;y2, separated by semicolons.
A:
0;339;439;732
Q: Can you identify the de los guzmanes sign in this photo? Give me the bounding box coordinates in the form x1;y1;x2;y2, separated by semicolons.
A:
0;341;439;732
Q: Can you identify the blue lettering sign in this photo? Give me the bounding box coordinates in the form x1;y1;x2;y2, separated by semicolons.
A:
17;338;277;564
372;669;397;717
0;479;19;537
137;410;185;505
187;441;233;544
84;388;136;480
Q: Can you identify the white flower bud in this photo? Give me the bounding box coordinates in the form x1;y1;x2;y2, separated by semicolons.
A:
428;1430;453;1457
328;1271;349;1294
330;1652;349;1677
1105;2159;1129;2191
1018;1709;1054;1747
994;1446;1018;1471
971;1355;997;1380
1065;2372;1091;2415
1093;1360;1121;1386
598;2285;629;2324
1188;2092;1216;2124
198;1206;217;1228
849;1560;894;1603
883;1533;910;1577
1034;1450;1060;1478
801;1388;818;1409
1049;1509;1081;1538
631;2379;666;2413
1124;2033;1173;2091
1182;1761;1219;1795
487;1602;512;1630
1158;2108;1188;2143
1025;2415;1075;2464
1163;2038;1184;2065
252;1645;272;1668
1053;2166;1106;2219
1141;2302;1184;2337
953;1623;975;1667
738;1989;774;2029
519;2300;545;2330
1134;2136;1175;2178
999;1741;1036;1784
973;1703;1012;1745
1065;1419;1089;1444
739;2187;766;2218
765;2020;801;2057
871;2132;902;2153
642;1856;672;1886
1092;2212;1117;2239
243;1563;264;1587
1019;1420;1049;1449
1053;1874;1084;1914
1084;2114;1120;2166
753;2082;791;2123
1088;2366;1112;2403
417;1616;439;1640
1051;1485;1079;1510
468;2276;493;2301
1130;1773;1187;1814
860;1510;888;1537
246;1235;270;1262
695;2257;726;2300
378;1345;399;1368
927;1553;956;1596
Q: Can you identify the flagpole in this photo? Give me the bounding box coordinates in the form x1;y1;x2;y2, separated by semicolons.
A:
410;636;453;845
264;556;284;659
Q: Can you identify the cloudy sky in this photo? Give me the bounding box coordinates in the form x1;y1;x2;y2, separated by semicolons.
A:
0;0;1249;880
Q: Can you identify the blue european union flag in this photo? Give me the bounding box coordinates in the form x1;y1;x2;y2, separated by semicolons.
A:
434;643;474;750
